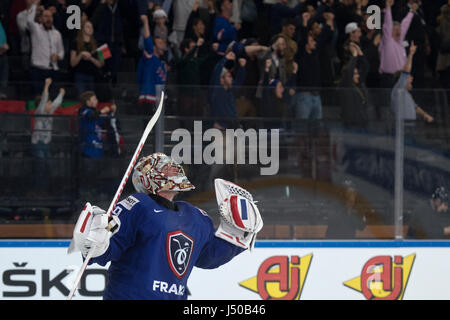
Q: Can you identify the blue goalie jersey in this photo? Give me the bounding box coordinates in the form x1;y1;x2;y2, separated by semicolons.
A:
89;192;245;300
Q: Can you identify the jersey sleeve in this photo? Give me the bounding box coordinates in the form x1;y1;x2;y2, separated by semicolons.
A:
195;214;245;269
89;195;145;266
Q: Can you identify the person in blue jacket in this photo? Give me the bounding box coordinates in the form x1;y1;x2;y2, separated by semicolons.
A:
78;91;116;158
136;14;167;115
212;0;237;55
70;152;263;300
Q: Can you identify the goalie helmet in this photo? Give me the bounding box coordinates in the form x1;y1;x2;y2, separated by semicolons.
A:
132;153;195;195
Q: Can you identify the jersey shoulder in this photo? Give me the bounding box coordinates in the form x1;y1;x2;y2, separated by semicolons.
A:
176;200;211;219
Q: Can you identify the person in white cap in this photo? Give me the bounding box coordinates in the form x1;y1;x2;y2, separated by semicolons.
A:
341;22;362;62
152;8;169;39
345;22;362;45
341;22;366;82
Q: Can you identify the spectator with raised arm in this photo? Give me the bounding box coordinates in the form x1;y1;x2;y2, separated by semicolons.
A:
391;42;434;131
185;0;216;52
31;77;65;192
136;14;167;115
177;37;210;117
212;0;237;55
339;42;371;131
291;9;335;121
378;0;414;88
256;34;287;99
209;51;246;130
26;0;65;95
397;0;430;89
340;21;362;70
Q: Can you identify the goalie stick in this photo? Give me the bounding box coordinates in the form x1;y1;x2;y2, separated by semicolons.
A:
66;91;165;300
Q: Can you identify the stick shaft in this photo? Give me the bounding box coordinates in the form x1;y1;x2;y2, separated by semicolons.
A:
66;92;165;300
106;91;165;217
67;245;94;300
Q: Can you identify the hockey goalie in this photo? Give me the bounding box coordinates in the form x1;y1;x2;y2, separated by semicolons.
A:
70;152;263;299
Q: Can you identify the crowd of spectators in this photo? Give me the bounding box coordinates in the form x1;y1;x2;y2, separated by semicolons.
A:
0;0;449;126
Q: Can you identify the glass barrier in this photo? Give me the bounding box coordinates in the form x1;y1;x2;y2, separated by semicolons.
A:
0;84;449;241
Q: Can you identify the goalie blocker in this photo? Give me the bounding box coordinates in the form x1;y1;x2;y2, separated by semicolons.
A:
69;203;121;258
214;179;263;250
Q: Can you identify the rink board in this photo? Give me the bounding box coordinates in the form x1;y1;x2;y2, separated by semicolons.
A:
1;240;450;300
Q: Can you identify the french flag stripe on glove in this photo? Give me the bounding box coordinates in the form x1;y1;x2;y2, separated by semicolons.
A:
230;195;247;228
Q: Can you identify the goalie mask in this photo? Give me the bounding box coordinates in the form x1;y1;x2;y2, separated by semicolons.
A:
132;153;195;195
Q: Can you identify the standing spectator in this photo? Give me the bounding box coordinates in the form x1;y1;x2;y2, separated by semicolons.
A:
293;33;323;121
436;2;450;89
256;34;287;100
70;20;105;96
92;0;124;85
78;90;116;158
235;38;267;117
291;10;335;121
378;0;414;88
317;9;340;88
184;0;219;85
0;21;8;99
391;42;434;133
177;37;209;117
339;42;371;131
209;51;246;130
397;0;430;89
31;77;65;192
360;12;382;88
261;58;296;126
340;21;362;69
213;0;237;55
185;0;216;49
16;0;33;72
26;1;65;96
136;14;166;115
278;17;297;75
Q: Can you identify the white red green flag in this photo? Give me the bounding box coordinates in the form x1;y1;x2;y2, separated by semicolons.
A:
97;44;112;61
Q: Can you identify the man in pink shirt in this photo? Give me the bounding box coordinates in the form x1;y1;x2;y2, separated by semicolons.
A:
378;0;416;88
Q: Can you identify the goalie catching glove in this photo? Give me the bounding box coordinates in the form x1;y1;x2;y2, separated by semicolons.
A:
214;179;263;250
68;202;121;258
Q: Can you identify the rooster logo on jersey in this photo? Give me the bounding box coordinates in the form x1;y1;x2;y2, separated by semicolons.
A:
167;231;194;278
